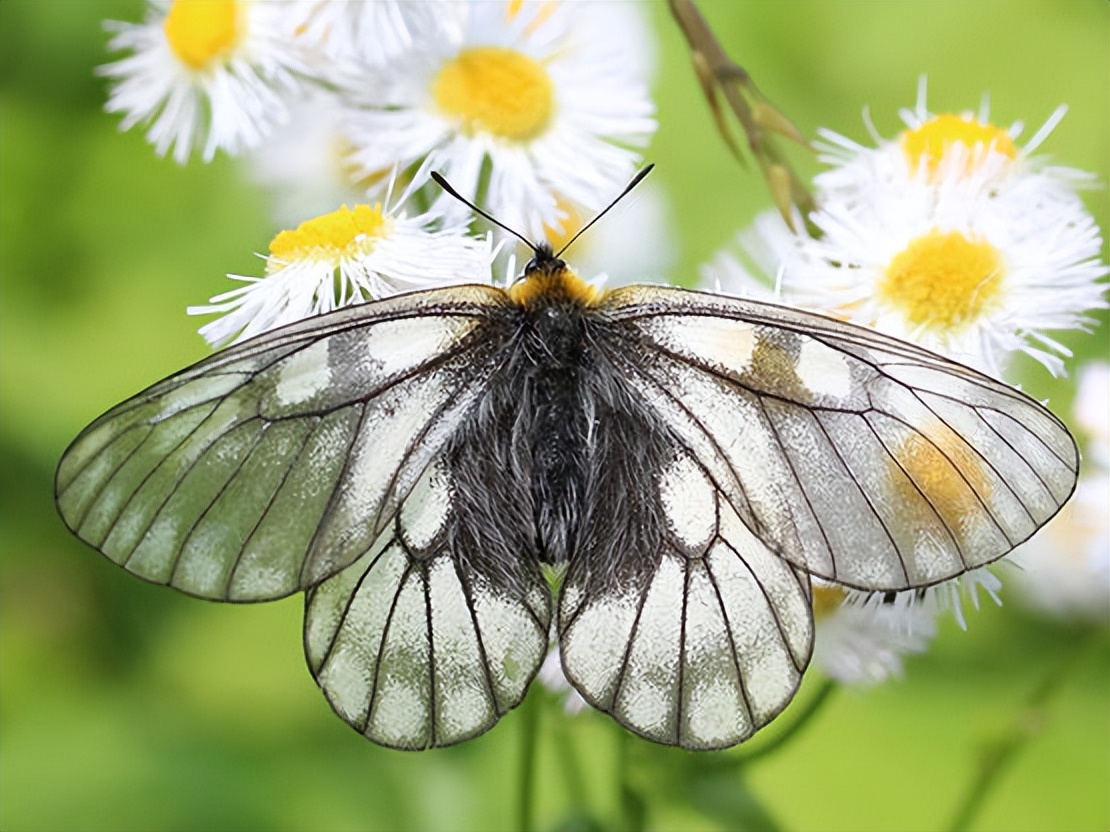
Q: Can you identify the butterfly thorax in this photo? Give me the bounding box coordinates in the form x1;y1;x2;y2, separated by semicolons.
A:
508;245;604;309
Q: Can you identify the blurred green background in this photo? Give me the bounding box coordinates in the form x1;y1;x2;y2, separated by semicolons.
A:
2;2;1107;830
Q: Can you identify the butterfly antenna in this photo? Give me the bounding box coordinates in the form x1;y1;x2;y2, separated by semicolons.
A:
430;171;539;255
555;163;654;259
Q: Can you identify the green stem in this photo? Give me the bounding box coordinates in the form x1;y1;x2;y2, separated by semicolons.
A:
616;726;645;832
516;690;541;832
552;710;588;811
943;631;1102;832
699;677;838;773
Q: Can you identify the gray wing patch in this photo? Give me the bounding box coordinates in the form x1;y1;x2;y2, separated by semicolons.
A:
304;456;551;749
55;288;509;600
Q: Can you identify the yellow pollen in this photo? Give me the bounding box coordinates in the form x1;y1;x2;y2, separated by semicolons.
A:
267;204;390;268
811;585;847;619
901;114;1017;175
433;47;555;141
880;230;1005;332
163;0;244;70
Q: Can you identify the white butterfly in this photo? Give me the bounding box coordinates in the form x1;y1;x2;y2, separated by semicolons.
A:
55;245;1077;750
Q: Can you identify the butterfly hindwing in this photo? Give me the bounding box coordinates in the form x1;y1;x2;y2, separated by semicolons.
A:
557;435;813;750
602;285;1078;592
304;453;552;749
54;286;510;601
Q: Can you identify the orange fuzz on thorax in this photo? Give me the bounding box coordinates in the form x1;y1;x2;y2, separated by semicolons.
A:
508;261;604;308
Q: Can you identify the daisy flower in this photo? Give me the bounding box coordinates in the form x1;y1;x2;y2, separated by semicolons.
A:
816;77;1087;202
100;0;312;163
812;562;1011;686
797;173;1106;376
706;85;1108;376
338;0;656;239
188;202;495;347
1011;362;1110;620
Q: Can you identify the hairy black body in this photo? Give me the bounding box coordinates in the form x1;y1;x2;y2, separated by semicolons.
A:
446;251;668;605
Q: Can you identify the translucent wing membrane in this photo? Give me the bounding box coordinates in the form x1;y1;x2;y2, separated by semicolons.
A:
603;285;1078;592
558;441;813;749
55;287;508;600
304;455;551;749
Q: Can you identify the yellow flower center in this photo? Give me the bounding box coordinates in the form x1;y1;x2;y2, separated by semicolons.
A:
163;0;245;70
433;47;555;141
879;230;1005;332
900;114;1017;175
267;205;390;270
811;585;847;619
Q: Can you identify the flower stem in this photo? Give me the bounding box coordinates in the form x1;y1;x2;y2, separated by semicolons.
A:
697;677;838;773
516;690;541;832
944;631;1102;832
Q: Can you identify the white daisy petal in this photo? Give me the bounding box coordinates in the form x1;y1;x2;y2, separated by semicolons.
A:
291;0;462;67
811;584;936;686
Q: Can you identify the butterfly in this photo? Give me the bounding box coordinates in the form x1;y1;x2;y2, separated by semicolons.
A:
55;191;1078;751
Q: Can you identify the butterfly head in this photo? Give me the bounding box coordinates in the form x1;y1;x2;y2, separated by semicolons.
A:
429;166;653;311
509;242;602;308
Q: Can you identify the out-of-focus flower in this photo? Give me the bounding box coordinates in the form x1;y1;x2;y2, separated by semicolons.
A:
245;93;367;228
188;202;494;346
538;647;588;715
339;0;656;239
1011;362;1110;620
538;181;679;289
291;0;461;67
100;0;312;163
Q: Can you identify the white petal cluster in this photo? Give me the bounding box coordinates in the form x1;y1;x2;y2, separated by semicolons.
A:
706;82;1108;377
337;0;657;239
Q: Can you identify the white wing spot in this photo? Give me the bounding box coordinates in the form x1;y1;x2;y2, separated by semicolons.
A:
399;459;451;553
562;593;638;703
795;339;853;399
639;316;757;374
658;451;716;555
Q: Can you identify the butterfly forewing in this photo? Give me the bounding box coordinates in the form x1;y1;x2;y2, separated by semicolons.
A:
55;287;511;600
600;285;1079;592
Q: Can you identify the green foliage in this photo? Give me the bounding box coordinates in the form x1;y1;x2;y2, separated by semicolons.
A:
2;2;1107;830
